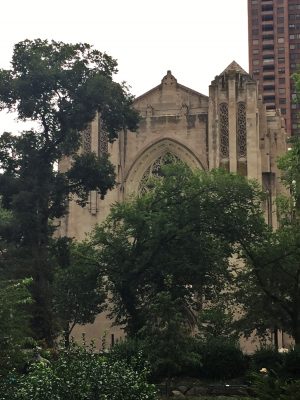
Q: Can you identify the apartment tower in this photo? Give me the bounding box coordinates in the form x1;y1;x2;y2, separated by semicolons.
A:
248;0;300;135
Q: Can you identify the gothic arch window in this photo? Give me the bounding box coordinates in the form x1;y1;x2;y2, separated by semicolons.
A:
82;124;97;213
138;152;181;195
82;125;91;153
237;102;247;159
98;117;108;156
219;102;229;160
237;102;247;176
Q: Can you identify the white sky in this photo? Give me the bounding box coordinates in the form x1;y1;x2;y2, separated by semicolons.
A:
0;0;248;133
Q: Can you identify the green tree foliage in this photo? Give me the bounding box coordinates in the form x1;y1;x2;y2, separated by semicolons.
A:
0;204;12;275
235;225;300;343
52;239;106;347
0;39;139;344
197;304;238;341
0;278;33;376
91;164;266;339
251;371;300;400
277;136;300;213
250;347;284;374
140;283;201;386
0;278;32;346
235;139;300;344
196;338;247;380
0;342;157;400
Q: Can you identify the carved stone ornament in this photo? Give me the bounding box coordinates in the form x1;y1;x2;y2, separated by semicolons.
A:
82;125;91;153
237;102;247;159
219;103;229;159
98;117;108;156
138;152;181;195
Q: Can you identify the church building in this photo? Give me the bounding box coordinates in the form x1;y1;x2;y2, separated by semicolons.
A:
59;61;287;347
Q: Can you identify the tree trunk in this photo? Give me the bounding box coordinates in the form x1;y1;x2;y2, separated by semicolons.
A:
292;323;300;345
165;372;171;398
31;246;54;347
30;168;54;347
273;327;279;350
64;324;70;348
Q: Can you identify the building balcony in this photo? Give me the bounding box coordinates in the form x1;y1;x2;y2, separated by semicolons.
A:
263;81;275;86
261;10;274;16
263;74;275;81
266;104;276;110
263;85;275;91
262;21;274;26
262;49;275;56
262;39;274;45
263;91;276;98
263;59;275;64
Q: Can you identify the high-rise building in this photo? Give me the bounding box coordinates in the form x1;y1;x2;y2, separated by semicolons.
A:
248;0;300;135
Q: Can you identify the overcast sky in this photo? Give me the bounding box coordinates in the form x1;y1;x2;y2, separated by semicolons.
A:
0;0;248;132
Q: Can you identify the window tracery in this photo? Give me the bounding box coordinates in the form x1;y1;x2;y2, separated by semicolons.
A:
219;103;229;159
82;125;91;153
138;152;181;195
98;117;108;156
237;102;247;159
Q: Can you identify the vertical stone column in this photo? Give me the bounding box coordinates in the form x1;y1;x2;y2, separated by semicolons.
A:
246;82;261;182
91;112;99;154
208;84;218;170
89;113;99;215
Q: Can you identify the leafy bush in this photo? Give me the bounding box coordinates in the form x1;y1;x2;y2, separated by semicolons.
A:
0;342;157;400
197;339;247;380
111;336;201;382
250;371;283;400
283;346;300;378
250;346;284;374
251;371;300;400
110;337;146;367
0;279;33;378
279;380;300;400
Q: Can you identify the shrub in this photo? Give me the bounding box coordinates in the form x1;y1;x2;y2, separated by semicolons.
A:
0;342;157;400
250;371;283;400
279;380;300;400
197;339;247;380
250;346;284;374
110;337;146;366
283;346;300;378
251;371;300;400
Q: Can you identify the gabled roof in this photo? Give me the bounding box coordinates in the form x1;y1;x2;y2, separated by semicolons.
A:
220;60;249;76
134;70;208;103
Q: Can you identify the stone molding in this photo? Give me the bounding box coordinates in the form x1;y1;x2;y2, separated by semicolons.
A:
124;137;205;196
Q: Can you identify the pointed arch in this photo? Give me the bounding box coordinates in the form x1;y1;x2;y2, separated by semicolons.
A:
219;102;229;160
124;138;206;196
237;102;247;159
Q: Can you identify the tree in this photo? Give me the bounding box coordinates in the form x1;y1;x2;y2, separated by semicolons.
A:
277;136;300;213
0;203;12;276
0;278;33;376
0;278;32;346
235;138;300;345
235;226;300;344
0;202;34;375
196;303;238;342
140;283;201;394
52;239;106;347
0;39;139;345
91;164;266;338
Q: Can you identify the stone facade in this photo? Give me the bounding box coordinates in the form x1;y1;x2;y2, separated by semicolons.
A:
59;61;287;349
